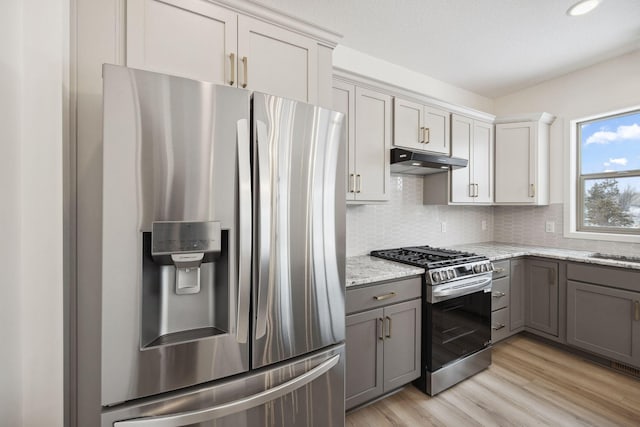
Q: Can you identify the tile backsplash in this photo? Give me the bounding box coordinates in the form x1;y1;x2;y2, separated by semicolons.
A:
493;203;640;256
346;174;640;257
346;174;493;256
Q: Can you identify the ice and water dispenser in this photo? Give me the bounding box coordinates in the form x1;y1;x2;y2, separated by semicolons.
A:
140;221;230;348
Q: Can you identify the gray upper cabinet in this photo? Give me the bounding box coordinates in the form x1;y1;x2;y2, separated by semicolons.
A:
333;79;391;203
567;281;640;367
526;259;559;336
345;277;421;410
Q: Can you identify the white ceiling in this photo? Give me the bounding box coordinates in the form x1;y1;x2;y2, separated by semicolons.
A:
250;0;640;98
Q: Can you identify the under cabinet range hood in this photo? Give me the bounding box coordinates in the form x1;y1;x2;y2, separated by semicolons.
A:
390;148;468;175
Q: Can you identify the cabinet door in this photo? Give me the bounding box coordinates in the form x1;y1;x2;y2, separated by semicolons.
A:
332;80;356;200
382;299;421;392
450;114;473;203
495;122;536;203
472;121;493;203
526;260;559;336
346;309;384;410
237;15;317;103
567;281;640;367
127;0;237;84
393;98;424;151
510;258;526;331
354;87;391;201
423;106;450;155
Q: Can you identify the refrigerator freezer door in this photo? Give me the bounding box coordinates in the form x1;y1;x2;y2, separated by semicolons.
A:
252;93;346;369
101;344;345;427
101;65;252;405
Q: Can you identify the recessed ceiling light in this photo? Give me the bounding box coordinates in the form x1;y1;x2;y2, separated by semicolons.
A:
566;0;602;16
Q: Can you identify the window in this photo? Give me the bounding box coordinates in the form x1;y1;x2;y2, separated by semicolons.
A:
577;109;640;235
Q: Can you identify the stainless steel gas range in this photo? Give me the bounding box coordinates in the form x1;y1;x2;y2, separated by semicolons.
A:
371;246;493;395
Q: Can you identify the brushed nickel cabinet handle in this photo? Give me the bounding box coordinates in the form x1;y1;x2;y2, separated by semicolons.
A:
492;323;505;331
373;292;396;301
229;53;235;86
530;183;536;198
378;318;384;340
356;174;362;193
419;126;424;143
492;292;506;298
475;184;479;198
635;301;639;321
423;127;430;143
241;56;248;88
469;183;474;198
349;173;355;193
386;316;392;338
494;268;505;274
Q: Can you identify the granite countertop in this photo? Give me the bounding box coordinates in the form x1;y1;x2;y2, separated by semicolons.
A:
346;242;640;287
346;255;424;287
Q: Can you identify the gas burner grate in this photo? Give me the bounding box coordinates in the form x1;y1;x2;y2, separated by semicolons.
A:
371;245;487;269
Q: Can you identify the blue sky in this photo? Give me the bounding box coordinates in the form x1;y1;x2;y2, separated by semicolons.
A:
580;111;640;201
581;111;640;174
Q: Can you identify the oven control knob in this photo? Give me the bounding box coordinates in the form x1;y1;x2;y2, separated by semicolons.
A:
473;265;480;273
448;270;455;279
480;264;487;272
431;272;440;283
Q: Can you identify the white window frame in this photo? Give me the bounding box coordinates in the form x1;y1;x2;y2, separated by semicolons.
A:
564;105;640;243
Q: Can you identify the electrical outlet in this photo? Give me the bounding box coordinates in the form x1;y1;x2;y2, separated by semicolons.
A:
545;221;555;233
441;222;447;233
481;220;487;231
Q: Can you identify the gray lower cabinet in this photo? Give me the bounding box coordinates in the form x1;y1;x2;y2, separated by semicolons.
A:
491;260;511;343
526;259;559;336
567;280;640;367
345;277;421;410
566;262;640;368
510;258;526;331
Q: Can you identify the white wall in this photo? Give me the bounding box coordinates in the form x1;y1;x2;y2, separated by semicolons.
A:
0;0;66;425
334;45;495;113
494;49;640;204
0;0;24;425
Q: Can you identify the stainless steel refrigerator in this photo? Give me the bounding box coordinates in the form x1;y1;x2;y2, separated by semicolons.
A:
99;64;345;426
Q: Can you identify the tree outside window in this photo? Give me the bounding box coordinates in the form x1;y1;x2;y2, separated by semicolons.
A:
578;110;640;234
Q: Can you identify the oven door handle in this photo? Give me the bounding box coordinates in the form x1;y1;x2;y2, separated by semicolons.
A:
432;277;492;299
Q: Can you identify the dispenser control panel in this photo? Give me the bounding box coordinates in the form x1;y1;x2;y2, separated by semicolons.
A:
151;221;222;255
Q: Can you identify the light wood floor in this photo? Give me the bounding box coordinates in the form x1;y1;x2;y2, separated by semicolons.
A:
346;335;640;426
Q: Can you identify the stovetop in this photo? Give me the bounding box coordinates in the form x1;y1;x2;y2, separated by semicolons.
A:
371;246;487;269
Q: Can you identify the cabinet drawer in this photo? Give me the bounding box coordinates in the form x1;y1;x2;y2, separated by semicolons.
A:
346;277;421;315
492;307;510;343
492;260;510;280
491;277;509;311
567;263;640;293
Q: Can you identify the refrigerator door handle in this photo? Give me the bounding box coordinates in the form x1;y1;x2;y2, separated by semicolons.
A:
113;354;340;427
255;120;271;339
236;119;251;344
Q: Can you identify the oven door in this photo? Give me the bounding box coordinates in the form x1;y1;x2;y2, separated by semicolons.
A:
426;276;492;372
